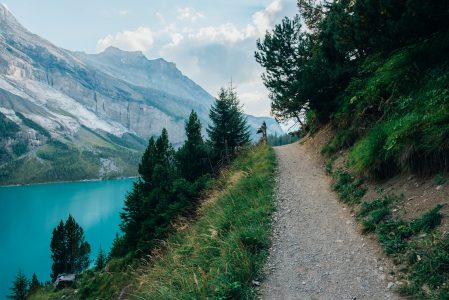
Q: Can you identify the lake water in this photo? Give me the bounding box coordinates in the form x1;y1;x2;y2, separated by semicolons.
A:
0;178;135;298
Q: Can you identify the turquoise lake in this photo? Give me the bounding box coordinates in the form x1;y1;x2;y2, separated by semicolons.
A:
0;178;135;298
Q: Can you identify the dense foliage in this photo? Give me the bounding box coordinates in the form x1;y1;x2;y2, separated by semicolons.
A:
50;215;91;280
115;89;251;259
256;0;449;178
133;145;276;299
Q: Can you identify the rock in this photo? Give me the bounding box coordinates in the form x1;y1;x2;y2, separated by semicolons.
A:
387;282;395;289
252;280;260;286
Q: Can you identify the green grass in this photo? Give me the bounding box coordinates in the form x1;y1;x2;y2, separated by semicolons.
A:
328;158;448;298
321;129;357;156
332;169;367;204
349;189;446;298
327;33;449;179
29;144;277;299
133;144;276;299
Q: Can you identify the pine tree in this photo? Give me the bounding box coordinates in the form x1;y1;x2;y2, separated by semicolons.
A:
109;233;127;259
28;273;40;294
176;110;211;182
50;220;66;280
207;86;250;163
7;271;28;300
95;247;107;271
50;215;91;280
120;129;178;255
64;215;90;273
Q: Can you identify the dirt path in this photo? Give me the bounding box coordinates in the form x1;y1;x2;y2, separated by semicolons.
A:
262;143;397;300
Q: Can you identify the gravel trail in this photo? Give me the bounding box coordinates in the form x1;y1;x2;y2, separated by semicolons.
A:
262;143;397;300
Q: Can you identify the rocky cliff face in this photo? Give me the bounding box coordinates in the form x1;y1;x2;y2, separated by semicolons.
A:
0;4;282;184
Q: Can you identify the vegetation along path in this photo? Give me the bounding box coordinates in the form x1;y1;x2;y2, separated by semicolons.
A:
262;143;397;300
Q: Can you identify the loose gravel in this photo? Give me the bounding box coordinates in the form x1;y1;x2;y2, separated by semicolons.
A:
262;143;398;300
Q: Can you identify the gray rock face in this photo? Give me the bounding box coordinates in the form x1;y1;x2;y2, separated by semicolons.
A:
0;4;283;183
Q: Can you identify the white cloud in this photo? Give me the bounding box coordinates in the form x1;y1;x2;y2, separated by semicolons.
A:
191;23;247;43
252;0;283;36
95;0;297;116
169;32;184;46
96;27;154;53
177;7;205;22
118;9;129;16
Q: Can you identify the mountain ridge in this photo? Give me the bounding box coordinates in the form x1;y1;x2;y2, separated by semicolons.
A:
0;5;282;184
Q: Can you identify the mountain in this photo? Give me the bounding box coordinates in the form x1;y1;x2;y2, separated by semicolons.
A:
0;4;282;185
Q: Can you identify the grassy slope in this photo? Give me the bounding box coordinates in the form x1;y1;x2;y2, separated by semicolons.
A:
29;144;276;299
316;35;449;297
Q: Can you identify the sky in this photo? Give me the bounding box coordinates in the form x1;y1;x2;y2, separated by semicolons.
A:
3;0;298;117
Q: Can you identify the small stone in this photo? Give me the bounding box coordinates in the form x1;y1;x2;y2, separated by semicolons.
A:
252;280;260;286
437;185;442;190
302;281;306;285
387;282;395;289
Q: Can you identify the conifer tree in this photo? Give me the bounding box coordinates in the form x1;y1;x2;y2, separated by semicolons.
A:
7;271;28;300
95;247;107;271
119;128;178;255
50;220;66;280
176;110;210;182
50;215;90;280
28;273;40;294
65;215;90;273
207;86;250;163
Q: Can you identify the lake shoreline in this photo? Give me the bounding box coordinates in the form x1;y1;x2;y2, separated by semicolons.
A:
0;176;138;188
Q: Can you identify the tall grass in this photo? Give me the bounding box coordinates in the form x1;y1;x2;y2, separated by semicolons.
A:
324;33;449;179
131;144;276;299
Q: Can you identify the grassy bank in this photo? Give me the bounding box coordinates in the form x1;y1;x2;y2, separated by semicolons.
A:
325;152;448;299
313;31;449;298
30;144;277;299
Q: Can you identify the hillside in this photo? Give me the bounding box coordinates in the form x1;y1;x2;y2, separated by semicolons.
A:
0;4;283;185
255;1;449;298
29;144;276;299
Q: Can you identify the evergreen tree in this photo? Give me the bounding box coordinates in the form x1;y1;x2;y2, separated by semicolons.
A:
108;233;127;259
95;247;107;271
65;215;90;273
119;180;145;253
176;111;211;182
50;220;66;280
207;86;250;163
120;129;179;255
50;215;91;280
7;271;28;300
28;273;40;294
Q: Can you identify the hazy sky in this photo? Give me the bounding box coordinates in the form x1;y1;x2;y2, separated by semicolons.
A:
3;1;297;117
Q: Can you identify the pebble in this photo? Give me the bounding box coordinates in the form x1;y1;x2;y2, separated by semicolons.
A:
262;145;398;299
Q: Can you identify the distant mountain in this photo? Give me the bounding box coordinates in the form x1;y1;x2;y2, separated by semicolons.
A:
0;4;282;184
